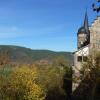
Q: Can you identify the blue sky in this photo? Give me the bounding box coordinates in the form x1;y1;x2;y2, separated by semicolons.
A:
0;0;98;51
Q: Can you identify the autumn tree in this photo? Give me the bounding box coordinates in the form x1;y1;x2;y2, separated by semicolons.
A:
0;66;45;100
0;51;10;66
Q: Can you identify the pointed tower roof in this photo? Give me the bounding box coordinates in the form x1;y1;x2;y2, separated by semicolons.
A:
78;11;90;34
84;11;89;31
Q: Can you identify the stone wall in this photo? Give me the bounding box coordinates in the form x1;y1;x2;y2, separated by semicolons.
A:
90;17;100;52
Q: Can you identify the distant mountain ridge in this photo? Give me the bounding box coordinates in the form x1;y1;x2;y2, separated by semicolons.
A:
0;45;73;64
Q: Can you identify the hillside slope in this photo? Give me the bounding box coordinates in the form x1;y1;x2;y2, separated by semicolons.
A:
0;45;73;64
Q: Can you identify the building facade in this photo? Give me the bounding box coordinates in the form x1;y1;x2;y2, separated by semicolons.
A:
73;14;100;91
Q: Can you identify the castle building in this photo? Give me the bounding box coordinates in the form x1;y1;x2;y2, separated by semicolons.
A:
74;12;90;73
73;13;100;90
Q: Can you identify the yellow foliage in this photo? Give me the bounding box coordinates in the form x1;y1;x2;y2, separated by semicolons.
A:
0;66;45;100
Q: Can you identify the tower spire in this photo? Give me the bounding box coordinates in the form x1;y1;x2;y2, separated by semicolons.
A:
84;11;89;32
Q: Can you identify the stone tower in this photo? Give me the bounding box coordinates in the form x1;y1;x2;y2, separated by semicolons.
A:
77;12;90;49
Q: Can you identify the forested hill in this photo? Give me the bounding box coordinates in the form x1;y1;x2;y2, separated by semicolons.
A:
0;45;73;64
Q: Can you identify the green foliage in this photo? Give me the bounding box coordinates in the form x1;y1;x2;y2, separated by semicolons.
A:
0;65;13;77
36;65;66;100
73;51;100;100
36;61;72;100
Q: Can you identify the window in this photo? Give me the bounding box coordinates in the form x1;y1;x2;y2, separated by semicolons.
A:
77;56;82;62
83;56;88;62
77;56;88;62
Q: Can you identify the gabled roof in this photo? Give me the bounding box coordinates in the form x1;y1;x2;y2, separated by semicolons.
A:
73;44;90;54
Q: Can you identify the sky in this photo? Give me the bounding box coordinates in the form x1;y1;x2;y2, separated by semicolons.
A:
0;0;99;52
